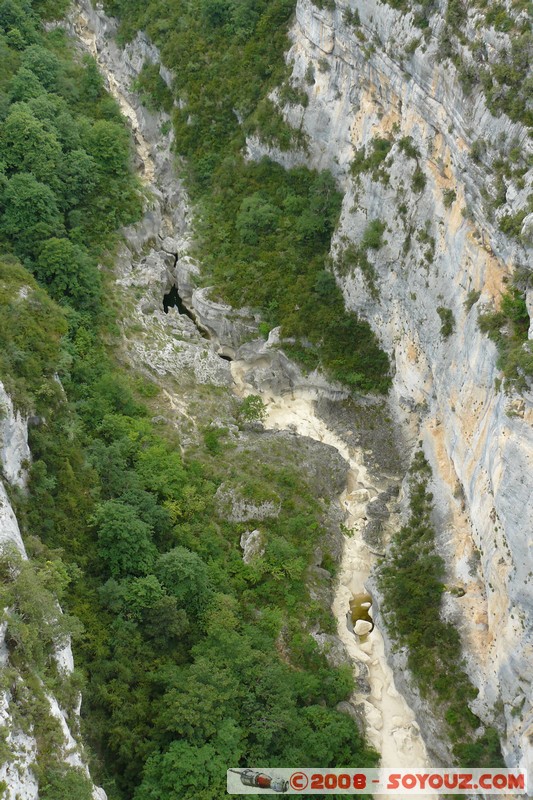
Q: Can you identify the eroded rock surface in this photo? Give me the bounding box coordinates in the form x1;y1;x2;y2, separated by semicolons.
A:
250;0;532;771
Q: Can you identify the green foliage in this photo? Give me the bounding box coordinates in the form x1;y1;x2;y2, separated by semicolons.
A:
379;0;531;126
38;765;94;800
87;119;131;176
21;325;381;797
437;306;455;338
377;454;504;766
100;0;390;393
1;2;389;798
235;193;279;245
478;285;532;390
314;269;337;298
200;158;390;391
411;165;427;192
0;11;141;296
484;3;514;32
0;546;81;677
132;61;173;113
336;244;379;299
499;209;527;239
343;8;361;27
312;0;336;9
443;188;456;208
134;739;230;800
0;257;66;411
243;97;306;153
1;173;63;258
334;221;386;299
405;36;421;55
464;288;481;311
279;80;309;108
94;501;158;578
379;0;437;27
18;299;378;799
446;0;467;29
479;31;533;127
202;425;227;454
398;135;420;159
238;394;267;424
470;138;486;164
351;137;392;183
155;547;213;620
35;238;101;313
360;219;386;250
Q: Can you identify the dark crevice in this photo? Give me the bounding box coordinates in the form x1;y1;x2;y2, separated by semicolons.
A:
218;353;233;362
163;285;210;339
163;285;186;315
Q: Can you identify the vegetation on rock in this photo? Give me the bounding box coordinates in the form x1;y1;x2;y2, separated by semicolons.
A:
0;4;380;799
478;283;532;390
377;453;505;766
104;0;392;393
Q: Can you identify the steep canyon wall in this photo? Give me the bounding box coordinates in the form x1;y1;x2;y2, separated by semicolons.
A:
264;0;532;772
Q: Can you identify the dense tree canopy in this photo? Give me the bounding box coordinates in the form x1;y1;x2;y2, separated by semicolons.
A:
0;2;382;799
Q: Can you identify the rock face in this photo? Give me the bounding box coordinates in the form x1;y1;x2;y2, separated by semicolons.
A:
240;529;265;563
252;0;532;773
67;0;234;388
0;384;106;800
216;483;281;523
190;288;260;355
0;383;30;488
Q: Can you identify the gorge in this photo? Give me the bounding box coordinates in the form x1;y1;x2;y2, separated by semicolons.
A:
0;0;531;797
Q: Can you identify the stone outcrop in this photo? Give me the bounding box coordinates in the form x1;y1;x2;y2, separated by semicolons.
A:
215;483;281;523
190;288;260;355
239;529;265;563
251;0;532;772
0;383;30;488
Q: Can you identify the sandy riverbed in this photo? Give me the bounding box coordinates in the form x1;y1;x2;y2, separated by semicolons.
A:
232;365;437;796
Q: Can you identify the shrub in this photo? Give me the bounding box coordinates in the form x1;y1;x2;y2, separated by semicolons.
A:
464;289;481;311
478;287;532;390
312;0;336;9
238;394;267;424
361;219;386;250
343;8;360;27
437;306;455;338
398;136;420;159
412;165;426;192
443;188;456;208
132;62;173;113
470;138;485;164
351;137;392;183
499;210;527;239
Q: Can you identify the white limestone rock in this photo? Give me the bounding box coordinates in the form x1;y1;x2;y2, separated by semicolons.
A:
240;529;264;563
0;482;26;558
0;382;30;488
248;0;533;771
191;288;261;355
215;484;281;523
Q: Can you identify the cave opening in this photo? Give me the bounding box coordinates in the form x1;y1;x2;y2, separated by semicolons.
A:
218;353;233;362
163;285;210;339
163;285;188;316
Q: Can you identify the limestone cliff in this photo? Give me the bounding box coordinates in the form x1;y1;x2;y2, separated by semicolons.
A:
0;382;105;800
255;0;532;773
